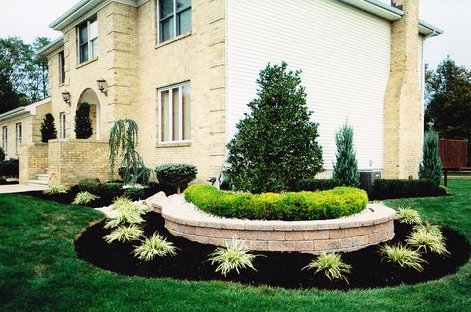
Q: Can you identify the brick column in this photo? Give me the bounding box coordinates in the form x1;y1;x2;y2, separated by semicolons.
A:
383;0;423;178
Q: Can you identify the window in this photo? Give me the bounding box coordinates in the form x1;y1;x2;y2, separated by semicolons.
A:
159;0;191;43
58;51;65;84
60;112;66;139
159;82;191;143
15;123;22;155
2;126;7;155
78;18;98;64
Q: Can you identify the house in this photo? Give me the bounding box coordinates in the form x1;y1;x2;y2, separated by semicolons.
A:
14;0;441;185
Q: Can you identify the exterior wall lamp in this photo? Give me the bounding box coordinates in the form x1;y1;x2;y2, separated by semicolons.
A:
61;91;71;104
97;78;108;96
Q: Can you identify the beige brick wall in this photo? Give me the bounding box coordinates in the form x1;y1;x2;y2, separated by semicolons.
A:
19;143;48;183
48;139;109;185
383;0;423;179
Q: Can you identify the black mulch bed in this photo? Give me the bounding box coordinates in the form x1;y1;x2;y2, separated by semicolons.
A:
75;212;471;290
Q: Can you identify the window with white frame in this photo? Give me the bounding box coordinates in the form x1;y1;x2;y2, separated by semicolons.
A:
15;123;22;155
58;51;65;84
60;112;66;139
158;0;191;43
78;18;98;64
159;82;191;143
2;126;7;155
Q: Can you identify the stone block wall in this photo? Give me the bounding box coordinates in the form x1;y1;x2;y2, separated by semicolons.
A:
48;139;109;185
19;143;48;183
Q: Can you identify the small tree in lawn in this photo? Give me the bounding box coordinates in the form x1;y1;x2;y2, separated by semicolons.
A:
75;102;93;139
419;129;443;185
332;123;360;187
40;113;57;143
226;62;323;193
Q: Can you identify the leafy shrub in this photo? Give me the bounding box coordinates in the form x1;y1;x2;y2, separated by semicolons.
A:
333;123;360;187
291;178;339;192
77;178;101;192
74;102;93;139
208;237;259;277
72;191;100;205
0;158;19;177
104;224;143;244
118;166;150;185
123;187;145;201
184;184;368;221
155;163;197;193
0;147;5;161
225;62;323;193
133;233;178;261
395;207;422;225
419;129;443;186
372;179;442;199
100;182;124;199
43;184;70;195
303;252;352;283
406;227;450;256
0;178;7;184
380;244;427;272
40;113;57;142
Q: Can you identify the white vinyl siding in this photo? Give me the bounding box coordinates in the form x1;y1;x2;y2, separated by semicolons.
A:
227;0;391;171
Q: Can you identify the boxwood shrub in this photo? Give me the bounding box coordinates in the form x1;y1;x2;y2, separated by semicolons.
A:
291;178;339;192
0;159;19;177
184;185;368;221
372;179;445;200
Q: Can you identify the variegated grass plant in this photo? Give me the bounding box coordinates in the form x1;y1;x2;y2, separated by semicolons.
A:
72;191;100;205
303;252;352;283
104;224;144;244
380;244;427;272
43;184;71;195
395;207;422;225
133;233;178;261
406;225;450;256
208;237;259;277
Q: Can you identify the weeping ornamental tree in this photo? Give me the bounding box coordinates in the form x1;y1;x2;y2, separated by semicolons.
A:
109;119;148;185
40;113;57;143
332;123;360;187
419;129;443;186
75;102;93;139
226;62;323;193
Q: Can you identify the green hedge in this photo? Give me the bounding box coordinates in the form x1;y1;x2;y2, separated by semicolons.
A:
291;178;340;192
372;179;445;200
0;159;19;178
184;185;368;221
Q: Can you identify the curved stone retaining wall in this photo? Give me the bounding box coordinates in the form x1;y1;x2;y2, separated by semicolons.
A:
147;193;396;254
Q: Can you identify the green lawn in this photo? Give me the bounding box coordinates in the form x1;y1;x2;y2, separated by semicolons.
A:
1;180;470;312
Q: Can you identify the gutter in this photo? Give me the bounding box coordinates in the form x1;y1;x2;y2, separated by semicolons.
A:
0;107;28;122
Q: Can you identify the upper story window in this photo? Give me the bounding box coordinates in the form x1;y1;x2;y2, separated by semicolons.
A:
2;126;7;155
78;18;98;64
15;123;22;155
58;51;65;84
59;112;66;139
159;0;191;43
158;82;191;143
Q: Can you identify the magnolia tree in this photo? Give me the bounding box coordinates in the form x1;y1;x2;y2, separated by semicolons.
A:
226;62;323;193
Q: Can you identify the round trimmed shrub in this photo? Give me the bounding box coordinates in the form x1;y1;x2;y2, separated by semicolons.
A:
155;163;197;194
184;184;368;221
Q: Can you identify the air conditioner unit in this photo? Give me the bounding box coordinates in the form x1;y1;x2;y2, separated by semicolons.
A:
360;171;381;196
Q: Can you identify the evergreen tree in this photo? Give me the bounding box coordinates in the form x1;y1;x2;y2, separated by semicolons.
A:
40;113;57;143
419;129;443;186
226;62;323;193
75;102;93;139
332;123;360;187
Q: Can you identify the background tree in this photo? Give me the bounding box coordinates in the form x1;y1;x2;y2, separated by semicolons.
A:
419;129;443;186
332;123;360;187
0;36;50;113
425;57;471;166
226;62;323;193
40;113;57;143
75;102;93;139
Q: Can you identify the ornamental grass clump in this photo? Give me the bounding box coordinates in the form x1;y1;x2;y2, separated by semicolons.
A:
395;207;422;225
133;233;178;261
380;244;427;272
406;227;450;256
43;184;70;195
103;197;148;230
208;237;259;277
104;224;143;244
72;191;100;205
302;252;352;283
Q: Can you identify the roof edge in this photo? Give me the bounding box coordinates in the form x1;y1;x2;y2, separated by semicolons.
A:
37;37;64;57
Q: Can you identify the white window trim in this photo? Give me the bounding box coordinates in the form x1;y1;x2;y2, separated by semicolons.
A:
15;123;22;155
158;81;190;144
2;126;7;155
77;18;98;64
158;0;191;43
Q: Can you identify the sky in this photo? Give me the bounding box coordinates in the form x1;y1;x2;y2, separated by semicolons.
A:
0;0;470;69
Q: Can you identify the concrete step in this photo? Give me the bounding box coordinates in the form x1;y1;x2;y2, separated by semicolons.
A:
36;174;49;181
28;179;49;185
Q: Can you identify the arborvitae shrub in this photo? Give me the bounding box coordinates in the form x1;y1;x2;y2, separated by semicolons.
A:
0;147;5;161
40;113;57;142
419;130;443;185
333;123;360;187
75;102;93;139
226;62;323;193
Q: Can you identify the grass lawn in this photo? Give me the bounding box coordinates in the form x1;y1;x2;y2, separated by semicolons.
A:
0;180;470;312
